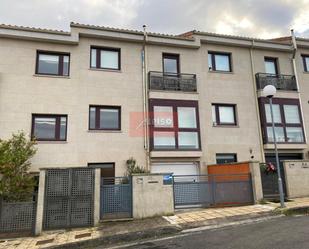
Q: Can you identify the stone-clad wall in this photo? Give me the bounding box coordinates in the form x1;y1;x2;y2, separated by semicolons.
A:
284;160;309;198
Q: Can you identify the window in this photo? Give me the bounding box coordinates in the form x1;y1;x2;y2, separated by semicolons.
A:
302;55;309;72
32;114;67;141
212;104;237;126
150;99;200;150
216;154;237;164
264;57;278;75
88;163;115;178
89;106;121;130
36;51;70;76
259;98;305;143
208;52;231;72
90;47;120;70
163;53;179;74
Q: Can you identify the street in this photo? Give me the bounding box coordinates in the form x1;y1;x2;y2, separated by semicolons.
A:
108;216;309;249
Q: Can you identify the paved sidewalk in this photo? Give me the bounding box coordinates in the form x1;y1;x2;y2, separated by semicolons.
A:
1;198;309;249
164;205;275;228
0;217;173;249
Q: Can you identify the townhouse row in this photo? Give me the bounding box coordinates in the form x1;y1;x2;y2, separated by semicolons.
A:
0;22;309;177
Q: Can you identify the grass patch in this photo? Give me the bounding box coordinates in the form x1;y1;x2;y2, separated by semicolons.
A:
258;199;269;205
282;207;309;216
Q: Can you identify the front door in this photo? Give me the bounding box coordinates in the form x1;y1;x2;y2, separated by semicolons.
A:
261;153;303;199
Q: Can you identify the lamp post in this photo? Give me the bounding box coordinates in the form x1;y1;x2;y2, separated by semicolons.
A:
263;85;285;208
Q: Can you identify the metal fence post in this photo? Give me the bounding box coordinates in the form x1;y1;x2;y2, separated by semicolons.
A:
172;176;176;209
212;175;216;206
130;176;133;218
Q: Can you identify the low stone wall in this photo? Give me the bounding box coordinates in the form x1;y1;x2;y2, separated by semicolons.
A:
284;160;309;198
132;174;174;219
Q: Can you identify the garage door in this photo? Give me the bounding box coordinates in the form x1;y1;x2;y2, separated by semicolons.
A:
151;162;199;176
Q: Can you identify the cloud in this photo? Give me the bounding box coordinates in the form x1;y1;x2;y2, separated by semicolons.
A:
0;0;308;38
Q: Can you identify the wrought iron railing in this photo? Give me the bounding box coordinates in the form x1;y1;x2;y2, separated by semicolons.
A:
255;73;297;91
149;71;197;92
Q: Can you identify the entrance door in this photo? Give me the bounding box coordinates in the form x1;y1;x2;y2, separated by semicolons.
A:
261;153;303;198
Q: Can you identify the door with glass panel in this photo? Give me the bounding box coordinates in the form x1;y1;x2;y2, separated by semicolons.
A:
264;57;278;75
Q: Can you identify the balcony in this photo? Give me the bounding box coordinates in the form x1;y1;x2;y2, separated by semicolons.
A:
255;73;297;91
149;71;197;92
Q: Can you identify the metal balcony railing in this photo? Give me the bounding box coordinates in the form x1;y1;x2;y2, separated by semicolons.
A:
149;71;197;92
255;73;298;91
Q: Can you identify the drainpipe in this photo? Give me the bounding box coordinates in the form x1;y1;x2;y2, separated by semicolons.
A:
142;25;150;170
291;29;308;147
249;40;266;162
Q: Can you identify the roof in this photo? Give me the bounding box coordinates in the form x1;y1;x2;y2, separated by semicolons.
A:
0;22;308;47
0;23;70;35
70;22;195;41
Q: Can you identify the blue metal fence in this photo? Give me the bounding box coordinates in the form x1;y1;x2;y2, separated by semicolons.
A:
0;199;36;234
173;174;253;209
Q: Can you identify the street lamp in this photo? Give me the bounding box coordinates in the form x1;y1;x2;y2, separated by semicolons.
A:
263;85;285;208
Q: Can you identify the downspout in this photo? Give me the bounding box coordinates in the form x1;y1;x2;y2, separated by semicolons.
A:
291;29;308;147
142;25;150;170
249;40;266;162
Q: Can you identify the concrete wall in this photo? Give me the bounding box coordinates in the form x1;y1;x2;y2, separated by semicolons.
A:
132;174;174;219
249;161;263;203
283;160;309;198
0;37;146;175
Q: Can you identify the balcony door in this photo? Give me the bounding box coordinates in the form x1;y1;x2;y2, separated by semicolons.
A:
264;57;278;75
163;53;180;76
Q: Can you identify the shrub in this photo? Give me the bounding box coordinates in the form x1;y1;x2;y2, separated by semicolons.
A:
125;157;149;176
0;131;37;201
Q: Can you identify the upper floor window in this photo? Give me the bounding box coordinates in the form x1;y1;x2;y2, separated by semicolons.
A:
302;54;309;72
208;52;232;72
90;47;120;70
264;57;278;75
32;114;67;141
163;53;180;74
212;104;237;126
259;98;305;143
89;105;121;130
149;99;200;150
216;153;237;164
36;51;70;76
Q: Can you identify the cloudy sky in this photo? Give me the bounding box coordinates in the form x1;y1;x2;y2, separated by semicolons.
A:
1;0;309;38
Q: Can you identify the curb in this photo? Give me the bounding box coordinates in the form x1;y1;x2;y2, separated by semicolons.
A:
47;226;182;249
278;205;309;216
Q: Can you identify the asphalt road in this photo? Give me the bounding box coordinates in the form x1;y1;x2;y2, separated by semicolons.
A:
112;216;309;249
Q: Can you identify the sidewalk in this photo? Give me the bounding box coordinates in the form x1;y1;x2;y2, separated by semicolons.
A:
164;204;275;229
1;197;309;249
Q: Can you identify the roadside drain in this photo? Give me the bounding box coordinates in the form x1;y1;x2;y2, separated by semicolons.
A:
75;232;92;239
36;238;55;245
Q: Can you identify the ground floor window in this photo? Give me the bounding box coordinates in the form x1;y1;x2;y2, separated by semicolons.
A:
216;153;237;164
31;114;67;141
88;162;115;184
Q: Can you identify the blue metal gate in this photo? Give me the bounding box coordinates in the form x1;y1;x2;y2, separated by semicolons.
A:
100;177;132;219
173;174;253;209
